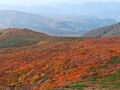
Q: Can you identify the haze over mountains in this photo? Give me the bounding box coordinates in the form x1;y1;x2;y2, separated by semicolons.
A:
0;2;120;36
23;2;120;20
0;10;115;36
0;2;120;19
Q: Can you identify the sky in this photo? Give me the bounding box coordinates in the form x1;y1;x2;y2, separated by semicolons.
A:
0;0;119;6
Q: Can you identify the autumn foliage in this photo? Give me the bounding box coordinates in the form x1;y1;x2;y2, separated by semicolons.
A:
0;37;120;90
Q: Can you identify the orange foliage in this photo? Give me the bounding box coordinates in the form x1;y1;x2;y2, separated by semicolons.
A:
0;37;120;90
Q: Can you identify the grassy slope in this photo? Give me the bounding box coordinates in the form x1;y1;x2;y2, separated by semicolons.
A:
0;28;49;48
0;28;88;48
0;36;87;48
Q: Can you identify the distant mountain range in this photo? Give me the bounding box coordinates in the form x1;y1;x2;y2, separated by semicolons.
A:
84;23;120;37
28;2;120;20
1;2;120;20
0;10;116;36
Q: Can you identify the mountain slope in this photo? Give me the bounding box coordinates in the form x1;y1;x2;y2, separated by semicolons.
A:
0;28;89;48
0;37;120;90
84;23;120;37
0;10;53;34
0;10;116;36
0;28;49;48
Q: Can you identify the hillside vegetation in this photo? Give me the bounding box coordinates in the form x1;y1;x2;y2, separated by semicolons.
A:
0;37;119;90
84;23;120;37
0;28;89;48
0;28;49;48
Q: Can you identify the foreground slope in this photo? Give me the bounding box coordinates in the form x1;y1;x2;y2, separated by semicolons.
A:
84;23;120;37
0;37;120;90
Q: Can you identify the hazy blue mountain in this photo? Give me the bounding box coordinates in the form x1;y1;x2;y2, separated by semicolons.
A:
1;2;120;20
0;10;116;36
11;2;120;21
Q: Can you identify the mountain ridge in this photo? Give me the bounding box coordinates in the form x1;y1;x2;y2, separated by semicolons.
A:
83;22;120;37
0;10;116;36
